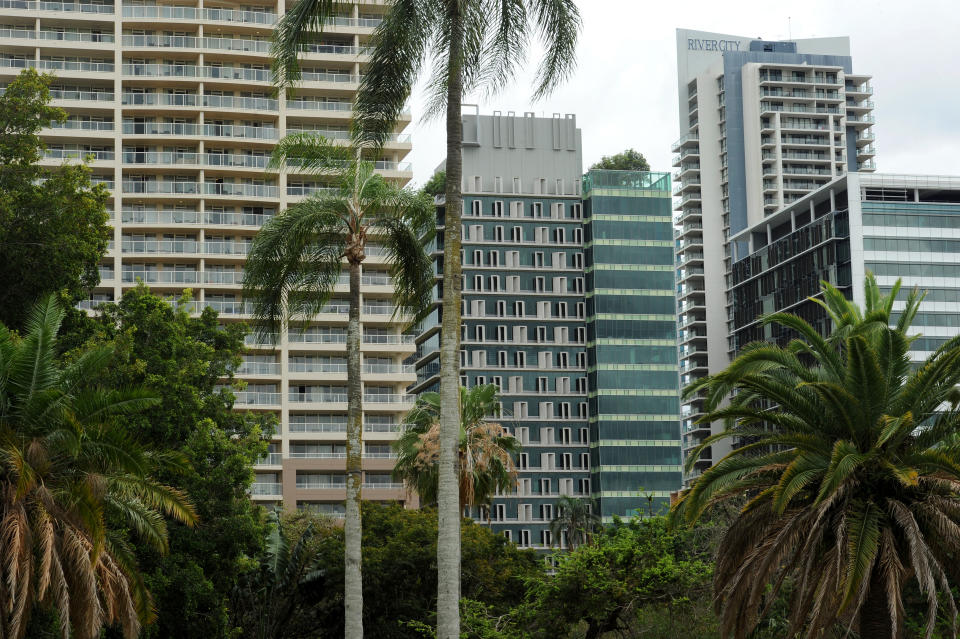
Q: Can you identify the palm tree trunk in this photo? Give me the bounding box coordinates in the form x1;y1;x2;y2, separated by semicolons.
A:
344;260;364;639
437;1;465;637
860;568;894;639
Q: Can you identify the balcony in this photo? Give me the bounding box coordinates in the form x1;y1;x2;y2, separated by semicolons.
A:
249;482;282;496
1;0;114;13
50;89;113;102
122;181;199;195
204;300;255;315
234;391;281;405
287;99;353;113
299;43;372;56
290;392;348;403
121;209;200;224
203;241;251;256
44;149;113;161
122;122;199;136
121;239;199;254
670;132;699;153
288;332;348;345
204;124;278;140
203;183;278;198
121;270;199;284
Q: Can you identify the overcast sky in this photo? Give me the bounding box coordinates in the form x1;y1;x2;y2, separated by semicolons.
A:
404;0;960;186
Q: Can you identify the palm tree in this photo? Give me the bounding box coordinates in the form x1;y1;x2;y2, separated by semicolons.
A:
243;134;435;639
549;496;600;551
231;510;326;639
671;274;960;639
271;4;581;634
0;296;197;639
393;384;520;513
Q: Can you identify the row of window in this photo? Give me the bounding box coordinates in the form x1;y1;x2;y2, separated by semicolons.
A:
464;248;584;269
464;299;586;319
467;199;583;220
463;323;585;344
462;348;586;368
464;274;584;294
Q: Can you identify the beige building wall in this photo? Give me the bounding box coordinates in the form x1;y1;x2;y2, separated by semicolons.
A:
0;0;414;514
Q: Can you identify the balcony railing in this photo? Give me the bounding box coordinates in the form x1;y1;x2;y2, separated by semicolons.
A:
362;334;414;345
289;392;348;403
121;240;199;254
203;183;278;198
363;393;414;404
2;0;114;13
288;332;347;344
289;362;348;373
204;124;278;140
39;29;114;42
203;241;251;255
121;209;200;224
48;119;114;131
121;270;199;284
234;391;281;405
299;43;372;56
249;482;282;496
44;149;113;161
286;100;353;112
51;89;113;101
122;181;199;194
122;122;199;136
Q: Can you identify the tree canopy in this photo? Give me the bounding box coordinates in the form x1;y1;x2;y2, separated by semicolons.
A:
0;69;110;330
589;149;651;172
71;287;275;639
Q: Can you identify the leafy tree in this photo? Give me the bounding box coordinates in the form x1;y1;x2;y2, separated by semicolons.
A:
422;170;445;197
0;296;197;639
549;496;601;551
296;503;541;639
73;287;274;639
514;517;712;639
231;510;327;639
0;69;110;330
393;384;520;509
672;274;960;639
588;148;651;172
243;134;435;638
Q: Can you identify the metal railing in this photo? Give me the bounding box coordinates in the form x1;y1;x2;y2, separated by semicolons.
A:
51;89;113;101
39;29;114;42
121;239;199;254
44;149;113;160
2;0;114;12
203;183;278;198
122;181;199;194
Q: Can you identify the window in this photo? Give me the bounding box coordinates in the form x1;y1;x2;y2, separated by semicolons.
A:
535;276;545;292
571;203;582;219
520;530;531;547
496;301;506;316
534;252;545;268
489;275;500;291
562;453;573;470
573;252;584;268
497;325;507;342
536;326;547;342
580;453;590;469
502;530;512;541
514;351;526;367
540;478;552;495
536;377;548;392
473;274;483;291
494;226;504;241
513;301;525;317
493;200;503;217
540;504;553;521
471;200;481;215
533;202;543;218
576;302;585;318
561;427;572;444
495;504;506;521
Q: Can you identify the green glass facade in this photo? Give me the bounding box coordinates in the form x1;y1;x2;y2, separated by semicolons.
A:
582;170;682;520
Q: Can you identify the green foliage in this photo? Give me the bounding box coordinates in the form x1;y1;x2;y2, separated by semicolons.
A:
231;510;329;639
589;148;651;172
513;517;712;639
72;286;275;639
0;295;197;638
0;69;110;330
673;274;960;638
423;171;446;197
295;503;541;639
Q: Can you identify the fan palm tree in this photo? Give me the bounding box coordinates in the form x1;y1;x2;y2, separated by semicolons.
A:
272;4;581;634
393;384;520;512
549;496;600;552
0;295;197;639
243;134;435;639
671;274;960;639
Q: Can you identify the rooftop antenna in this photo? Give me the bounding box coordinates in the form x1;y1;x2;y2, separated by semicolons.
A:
788;16;792;40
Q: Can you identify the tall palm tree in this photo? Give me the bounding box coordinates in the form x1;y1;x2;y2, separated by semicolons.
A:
671;274;960;639
549;496;600;551
243;135;435;639
393;384;520;512
0;296;197;639
271;5;581;634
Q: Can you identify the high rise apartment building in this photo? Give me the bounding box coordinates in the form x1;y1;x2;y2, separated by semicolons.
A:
0;0;415;512
411;112;682;548
730;173;960;367
411;111;590;550
673;29;876;482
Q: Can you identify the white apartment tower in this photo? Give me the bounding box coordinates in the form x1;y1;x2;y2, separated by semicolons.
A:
673;29;876;482
0;0;415;513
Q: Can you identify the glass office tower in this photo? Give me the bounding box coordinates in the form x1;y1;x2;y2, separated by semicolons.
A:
582;170;682;519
